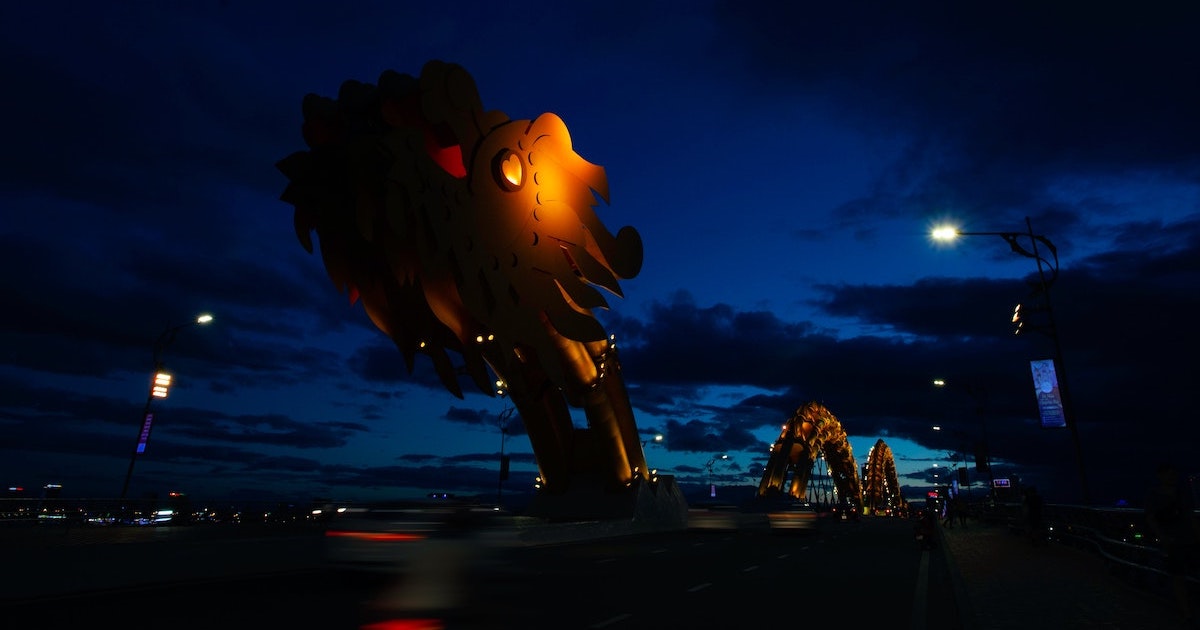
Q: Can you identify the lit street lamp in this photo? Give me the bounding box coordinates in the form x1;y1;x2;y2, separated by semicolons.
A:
932;217;1090;504
933;378;995;503
704;454;729;498
931;423;969;500
120;313;214;499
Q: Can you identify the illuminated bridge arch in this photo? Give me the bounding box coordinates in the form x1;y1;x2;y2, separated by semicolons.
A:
862;439;905;513
756;402;861;508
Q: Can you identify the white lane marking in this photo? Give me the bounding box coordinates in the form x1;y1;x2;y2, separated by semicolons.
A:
591;613;632;628
776;553;790;559
651;548;667;554
742;565;759;572
687;582;712;592
596;558;617;564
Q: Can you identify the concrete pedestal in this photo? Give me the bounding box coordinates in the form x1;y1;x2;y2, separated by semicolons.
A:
523;474;688;534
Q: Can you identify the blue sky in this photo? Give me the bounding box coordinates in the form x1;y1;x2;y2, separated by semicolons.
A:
3;1;1198;508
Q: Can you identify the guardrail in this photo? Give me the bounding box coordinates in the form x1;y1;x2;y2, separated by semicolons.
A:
974;501;1198;594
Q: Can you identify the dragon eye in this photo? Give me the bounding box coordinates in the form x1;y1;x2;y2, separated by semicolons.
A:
493;149;524;191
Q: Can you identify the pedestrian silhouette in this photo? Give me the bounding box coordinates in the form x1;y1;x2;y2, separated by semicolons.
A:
1144;462;1199;625
953;494;968;528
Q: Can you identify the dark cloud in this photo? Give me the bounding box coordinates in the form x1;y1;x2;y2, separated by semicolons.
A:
712;1;1200;252
716;1;1200;164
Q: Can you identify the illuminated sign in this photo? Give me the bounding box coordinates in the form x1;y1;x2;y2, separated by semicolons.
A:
1030;359;1066;428
993;478;1011;488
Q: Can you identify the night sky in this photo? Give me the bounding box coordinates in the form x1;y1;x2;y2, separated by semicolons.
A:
3;1;1198;508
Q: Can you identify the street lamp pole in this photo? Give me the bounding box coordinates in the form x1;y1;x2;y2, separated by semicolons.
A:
704;454;729;498
120;314;213;500
933;379;995;503
931;423;970;501
932;217;1091;505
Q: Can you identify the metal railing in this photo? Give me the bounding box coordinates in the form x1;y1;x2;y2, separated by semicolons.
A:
976;501;1199;593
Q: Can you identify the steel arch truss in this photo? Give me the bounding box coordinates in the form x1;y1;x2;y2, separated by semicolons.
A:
756;402;861;507
862;439;904;513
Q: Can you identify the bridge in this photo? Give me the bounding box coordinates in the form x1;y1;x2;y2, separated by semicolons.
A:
752;401;907;516
1;499;1194;629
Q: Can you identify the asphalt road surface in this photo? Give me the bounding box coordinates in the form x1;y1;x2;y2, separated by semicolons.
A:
1;517;959;629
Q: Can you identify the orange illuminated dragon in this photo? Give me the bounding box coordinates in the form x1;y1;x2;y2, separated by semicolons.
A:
277;60;648;496
757;402;862;507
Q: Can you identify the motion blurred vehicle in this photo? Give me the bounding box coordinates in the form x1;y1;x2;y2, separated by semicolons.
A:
764;500;821;532
323;498;510;575
324;498;517;617
687;503;745;531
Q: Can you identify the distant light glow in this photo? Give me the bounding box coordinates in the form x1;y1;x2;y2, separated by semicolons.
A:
931;226;959;241
324;530;425;542
360;618;445;630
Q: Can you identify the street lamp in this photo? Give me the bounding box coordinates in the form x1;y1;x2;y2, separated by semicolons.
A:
931;217;1090;505
120;313;214;499
933;378;996;503
704;454;729;498
931;423;969;500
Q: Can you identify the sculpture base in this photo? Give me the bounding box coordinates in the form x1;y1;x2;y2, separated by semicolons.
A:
522;474;688;532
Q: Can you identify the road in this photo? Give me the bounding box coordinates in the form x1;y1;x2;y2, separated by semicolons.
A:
1;517;960;629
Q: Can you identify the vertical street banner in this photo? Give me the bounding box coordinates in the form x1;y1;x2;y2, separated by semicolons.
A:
1029;359;1066;428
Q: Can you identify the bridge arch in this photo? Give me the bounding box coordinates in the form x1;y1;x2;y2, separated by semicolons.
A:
756;401;861;509
862;439;906;514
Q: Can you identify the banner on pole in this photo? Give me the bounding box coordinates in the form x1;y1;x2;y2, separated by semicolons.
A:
1030;359;1066;428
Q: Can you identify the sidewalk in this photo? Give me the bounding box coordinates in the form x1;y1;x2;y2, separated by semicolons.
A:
939;519;1196;629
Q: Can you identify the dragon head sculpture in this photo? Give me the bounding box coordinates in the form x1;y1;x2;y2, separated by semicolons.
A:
278;61;650;493
278;60;642;402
